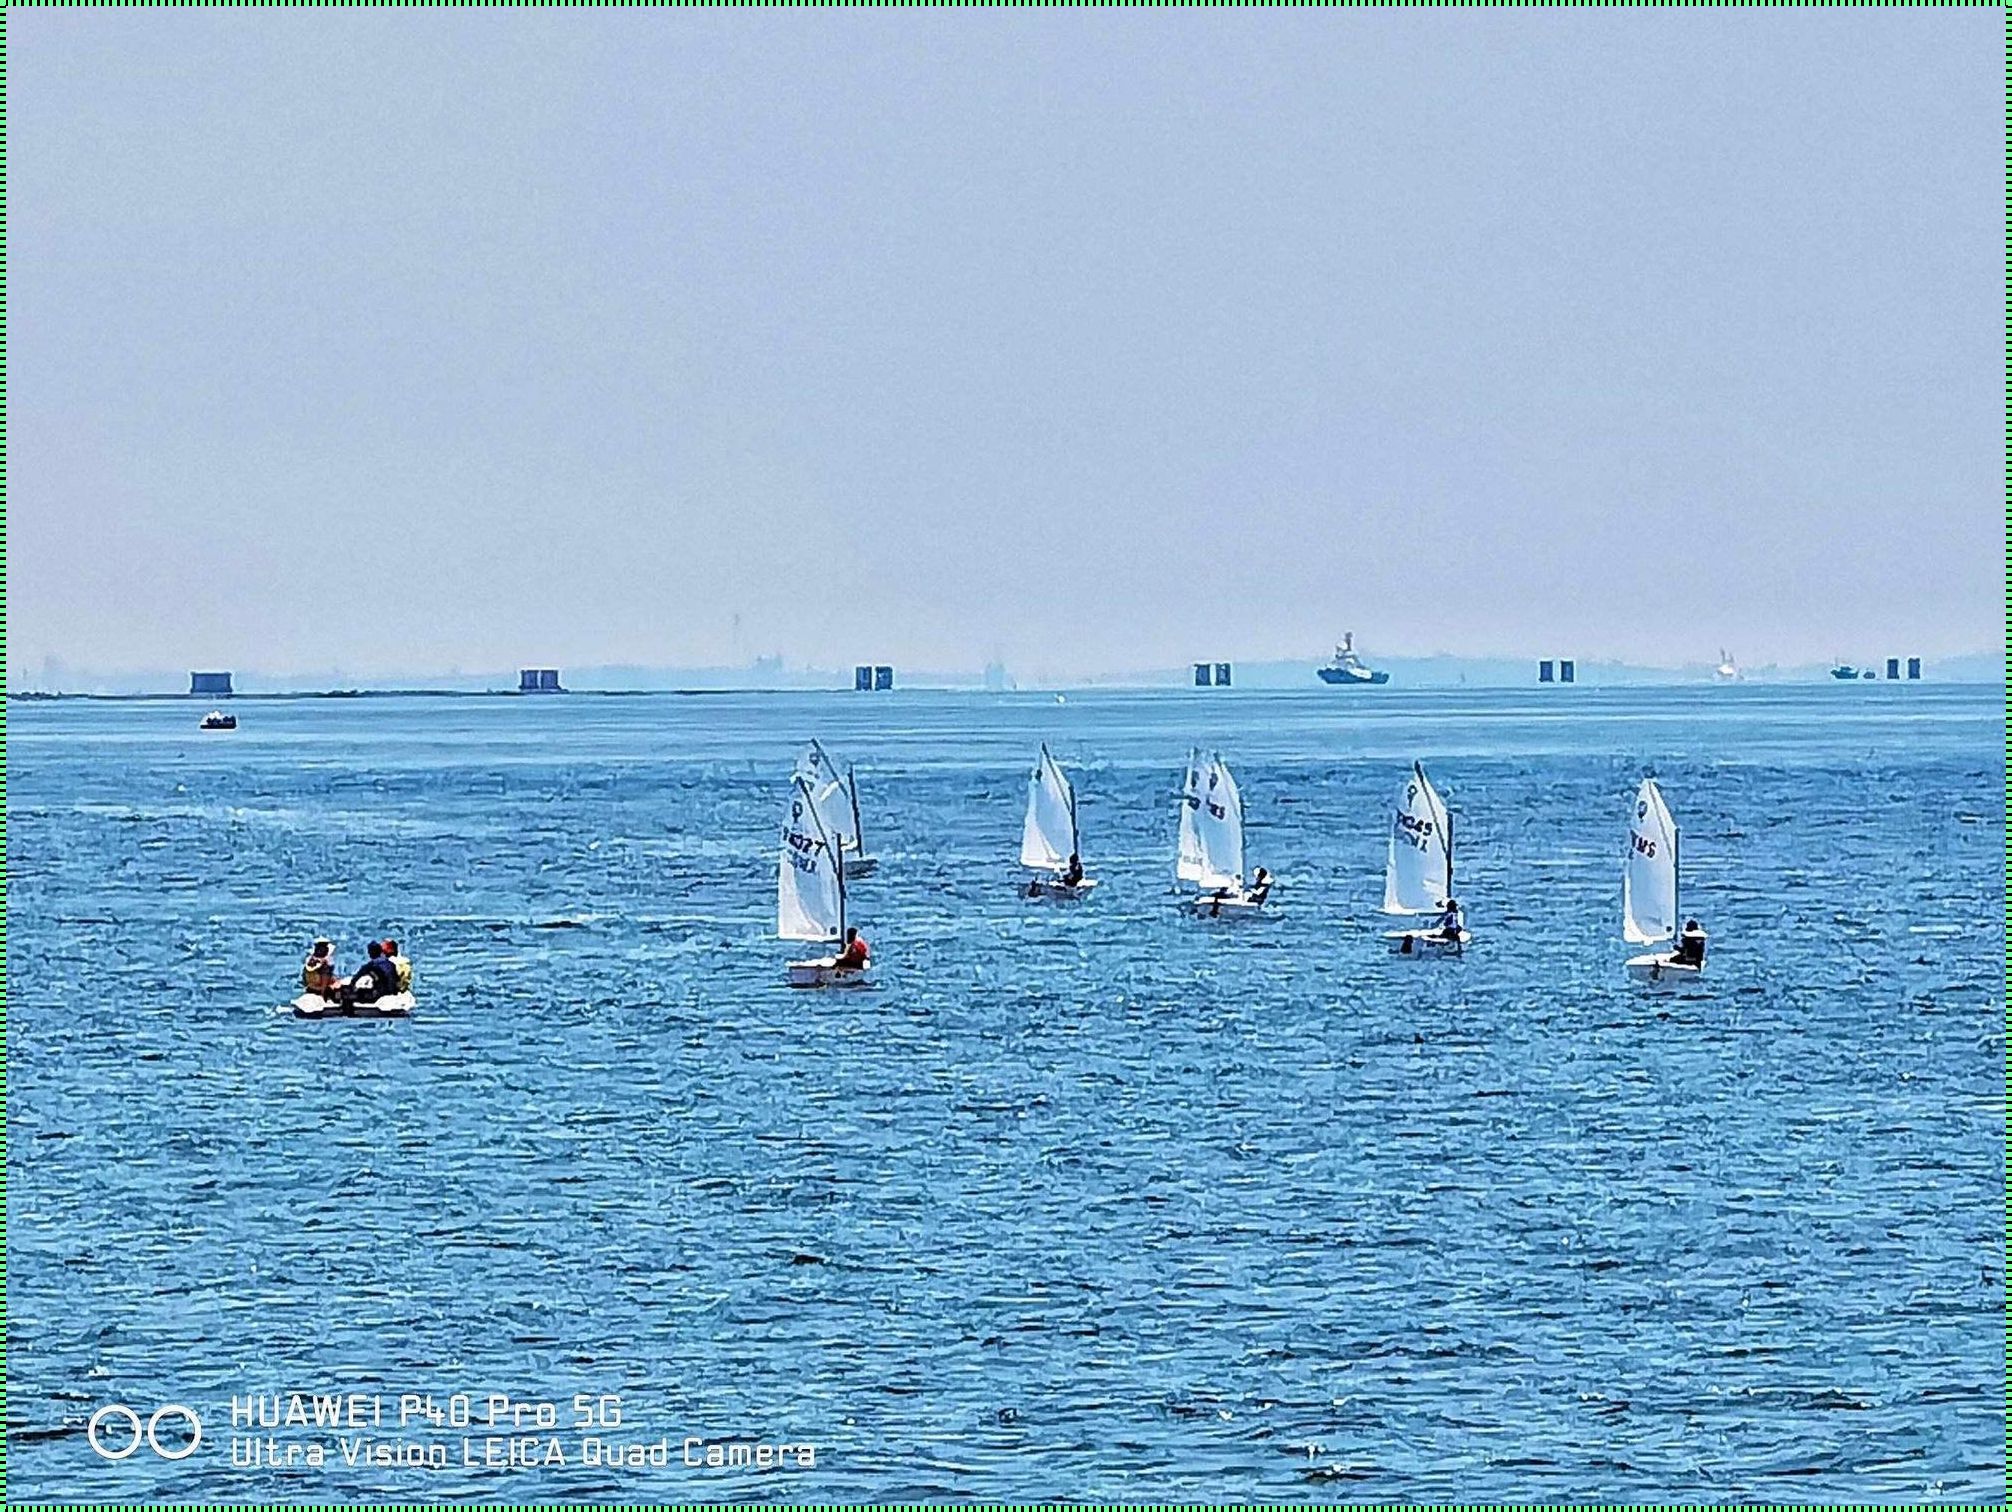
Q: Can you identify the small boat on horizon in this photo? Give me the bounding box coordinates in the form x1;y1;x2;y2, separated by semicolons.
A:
1318;632;1390;686
200;710;237;730
1714;650;1740;683
1830;661;1875;680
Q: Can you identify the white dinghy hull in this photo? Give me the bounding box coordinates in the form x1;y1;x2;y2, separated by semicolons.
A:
1385;928;1470;957
291;992;414;1020
1025;878;1098;901
785;959;873;989
1625;952;1701;984
1188;891;1268;919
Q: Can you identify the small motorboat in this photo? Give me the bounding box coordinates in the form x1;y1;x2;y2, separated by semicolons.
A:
291;992;413;1020
1830;663;1872;680
200;710;237;730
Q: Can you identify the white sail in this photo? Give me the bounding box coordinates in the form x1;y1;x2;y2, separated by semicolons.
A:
1194;754;1245;888
1624;778;1679;944
1020;746;1077;872
1383;761;1452;915
793;740;858;852
1176;748;1207;882
778;777;844;942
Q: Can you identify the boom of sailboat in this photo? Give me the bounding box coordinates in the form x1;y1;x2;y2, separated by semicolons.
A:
772;736;1710;988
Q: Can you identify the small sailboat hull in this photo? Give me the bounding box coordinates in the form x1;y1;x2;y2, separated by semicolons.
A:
1385;928;1469;957
291;992;414;1020
1187;891;1268;918
1025;877;1098;901
1625;952;1702;984
786;958;873;989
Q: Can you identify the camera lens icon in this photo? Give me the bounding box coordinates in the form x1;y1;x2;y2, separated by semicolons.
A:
88;1404;202;1461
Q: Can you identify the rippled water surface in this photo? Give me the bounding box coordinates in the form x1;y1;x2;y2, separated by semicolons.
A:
7;686;2004;1501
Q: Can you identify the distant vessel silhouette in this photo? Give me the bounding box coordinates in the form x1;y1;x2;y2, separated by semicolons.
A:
1318;632;1389;686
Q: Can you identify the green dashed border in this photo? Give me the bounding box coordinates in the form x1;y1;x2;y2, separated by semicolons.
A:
0;2;2002;1509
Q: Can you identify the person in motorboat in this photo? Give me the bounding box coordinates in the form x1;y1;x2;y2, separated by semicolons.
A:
1248;867;1273;905
301;939;338;1000
1673;918;1707;967
1061;853;1085;887
343;940;400;1005
382;938;412;993
833;926;870;974
1437;897;1465;941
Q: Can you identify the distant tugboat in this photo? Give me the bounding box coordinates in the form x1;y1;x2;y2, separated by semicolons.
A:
199;710;237;730
1318;632;1390;686
1830;662;1872;681
1714;649;1740;683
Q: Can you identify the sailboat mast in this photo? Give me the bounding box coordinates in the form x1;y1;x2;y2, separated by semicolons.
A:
1064;759;1080;858
835;821;847;940
1672;823;1680;930
847;767;863;853
1446;808;1455;900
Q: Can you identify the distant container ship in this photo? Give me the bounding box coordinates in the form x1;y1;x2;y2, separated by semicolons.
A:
1318;632;1389;686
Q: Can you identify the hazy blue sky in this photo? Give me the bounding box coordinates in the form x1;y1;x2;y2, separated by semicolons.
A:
12;9;2002;680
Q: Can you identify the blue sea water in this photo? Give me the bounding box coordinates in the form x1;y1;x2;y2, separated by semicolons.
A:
5;684;2004;1503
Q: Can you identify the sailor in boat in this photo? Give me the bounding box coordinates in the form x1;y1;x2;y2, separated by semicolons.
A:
1032;854;1089;898
340;940;401;1007
1672;918;1707;968
301;939;338;1001
1436;897;1465;941
382;938;413;994
832;926;870;976
1248;867;1273;904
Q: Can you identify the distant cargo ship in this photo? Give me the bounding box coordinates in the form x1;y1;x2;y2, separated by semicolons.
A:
1318;632;1389;686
